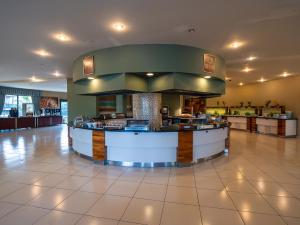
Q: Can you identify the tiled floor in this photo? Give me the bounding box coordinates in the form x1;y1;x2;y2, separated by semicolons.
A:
0;125;300;225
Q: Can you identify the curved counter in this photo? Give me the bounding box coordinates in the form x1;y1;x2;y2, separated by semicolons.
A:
69;126;229;167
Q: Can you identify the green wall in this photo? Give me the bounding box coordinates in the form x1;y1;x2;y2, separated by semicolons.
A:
67;79;96;120
71;73;225;96
162;94;182;116
73;44;226;82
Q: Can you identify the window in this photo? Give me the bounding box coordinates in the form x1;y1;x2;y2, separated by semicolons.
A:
1;95;33;117
1;95;17;117
18;96;32;116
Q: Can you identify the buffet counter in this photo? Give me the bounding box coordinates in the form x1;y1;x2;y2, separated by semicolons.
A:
0;116;62;130
224;115;297;137
69;126;229;167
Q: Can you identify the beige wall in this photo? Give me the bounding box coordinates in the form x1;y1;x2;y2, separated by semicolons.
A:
207;75;300;134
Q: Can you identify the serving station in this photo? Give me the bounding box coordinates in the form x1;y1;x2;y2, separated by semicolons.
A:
223;116;297;137
207;103;297;137
68;44;230;167
69;121;229;167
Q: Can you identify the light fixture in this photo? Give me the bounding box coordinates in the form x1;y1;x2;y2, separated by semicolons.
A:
247;56;256;61
204;75;211;79
225;77;231;81
280;72;290;77
258;78;265;83
239;82;244;86
242;67;253;73
146;72;154;77
53;32;71;42
53;71;61;77
87;77;95;80
228;41;244;49
33;49;51;57
112;22;126;32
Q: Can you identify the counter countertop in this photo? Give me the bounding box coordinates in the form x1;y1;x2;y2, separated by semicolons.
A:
70;125;229;132
224;115;297;120
0;115;62;119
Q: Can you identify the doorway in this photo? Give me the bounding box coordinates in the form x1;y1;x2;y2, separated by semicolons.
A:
60;99;68;123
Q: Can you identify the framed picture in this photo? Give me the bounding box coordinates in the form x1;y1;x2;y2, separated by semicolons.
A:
203;53;216;73
40;97;59;109
83;55;94;76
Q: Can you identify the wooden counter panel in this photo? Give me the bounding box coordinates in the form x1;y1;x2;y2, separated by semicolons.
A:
246;117;257;132
17;117;35;128
177;131;193;163
278;120;286;136
93;130;106;161
0;118;16;130
37;117;52;127
51;116;62;125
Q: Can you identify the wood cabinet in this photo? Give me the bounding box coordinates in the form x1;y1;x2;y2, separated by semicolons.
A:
0;116;63;130
246;117;257;132
278;120;286;136
51;116;63;125
0;118;15;130
177;131;193;163
93;130;106;161
17;117;35;128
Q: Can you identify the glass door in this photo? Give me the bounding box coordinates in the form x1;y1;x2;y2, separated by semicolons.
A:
60;100;68;123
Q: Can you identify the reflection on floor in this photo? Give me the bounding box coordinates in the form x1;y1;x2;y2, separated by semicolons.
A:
0;125;300;225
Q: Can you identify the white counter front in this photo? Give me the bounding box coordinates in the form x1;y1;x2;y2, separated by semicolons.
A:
105;131;178;163
193;128;228;161
69;127;229;166
227;116;247;130
69;127;93;157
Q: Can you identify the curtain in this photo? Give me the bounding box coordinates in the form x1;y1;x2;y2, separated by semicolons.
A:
0;86;41;97
0;94;5;115
32;95;41;115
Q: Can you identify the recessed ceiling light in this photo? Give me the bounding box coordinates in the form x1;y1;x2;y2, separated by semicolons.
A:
228;41;244;49
242;67;253;73
247;56;256;61
239;82;244;86
112;22;126;32
87;77;95;80
258;78;265;83
204;75;211;79
53;71;62;77
280;72;290;77
53;32;71;42
33;49;51;57
146;72;154;77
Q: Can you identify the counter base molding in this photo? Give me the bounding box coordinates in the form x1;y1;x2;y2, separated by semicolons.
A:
69;127;229;167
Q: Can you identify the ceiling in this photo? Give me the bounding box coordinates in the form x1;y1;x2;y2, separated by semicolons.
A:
0;0;299;92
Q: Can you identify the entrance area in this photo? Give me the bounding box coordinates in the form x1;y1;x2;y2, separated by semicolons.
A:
60;99;68;123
